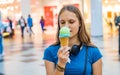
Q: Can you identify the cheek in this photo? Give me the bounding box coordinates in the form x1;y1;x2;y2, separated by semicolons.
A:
73;27;79;34
70;26;79;37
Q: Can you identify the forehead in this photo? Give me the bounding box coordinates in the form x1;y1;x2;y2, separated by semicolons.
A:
59;10;77;20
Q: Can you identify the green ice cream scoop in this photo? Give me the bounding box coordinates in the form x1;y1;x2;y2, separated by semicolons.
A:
59;26;70;38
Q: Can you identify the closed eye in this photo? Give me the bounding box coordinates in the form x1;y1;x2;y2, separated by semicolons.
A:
69;19;75;24
60;20;65;24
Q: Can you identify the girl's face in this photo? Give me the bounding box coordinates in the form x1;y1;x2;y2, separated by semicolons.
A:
59;10;80;38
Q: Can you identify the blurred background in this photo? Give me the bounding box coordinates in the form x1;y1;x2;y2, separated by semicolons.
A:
0;0;120;75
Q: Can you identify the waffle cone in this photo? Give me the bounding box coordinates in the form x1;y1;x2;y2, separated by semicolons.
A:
60;37;69;47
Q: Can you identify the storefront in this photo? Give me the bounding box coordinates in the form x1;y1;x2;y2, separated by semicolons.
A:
31;0;84;28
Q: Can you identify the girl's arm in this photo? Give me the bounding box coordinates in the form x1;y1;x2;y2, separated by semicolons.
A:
44;60;55;75
92;59;102;75
44;47;69;75
44;60;66;75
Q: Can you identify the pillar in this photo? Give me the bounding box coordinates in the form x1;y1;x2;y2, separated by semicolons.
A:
20;0;31;20
90;0;103;36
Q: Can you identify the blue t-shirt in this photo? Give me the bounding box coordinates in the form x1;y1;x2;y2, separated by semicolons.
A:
27;17;33;27
43;44;102;75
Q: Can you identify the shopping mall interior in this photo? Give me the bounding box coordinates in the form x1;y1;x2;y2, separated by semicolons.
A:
0;0;120;75
0;0;120;35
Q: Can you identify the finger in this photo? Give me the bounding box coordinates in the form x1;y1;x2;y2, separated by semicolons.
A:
65;51;70;57
58;47;70;58
62;47;70;55
58;47;64;54
58;47;68;55
61;51;70;60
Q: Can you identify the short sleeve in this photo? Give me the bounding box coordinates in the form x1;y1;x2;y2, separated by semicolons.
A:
91;47;102;64
43;46;54;62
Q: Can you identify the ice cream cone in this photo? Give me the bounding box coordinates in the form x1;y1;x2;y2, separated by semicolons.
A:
59;26;70;47
60;37;69;46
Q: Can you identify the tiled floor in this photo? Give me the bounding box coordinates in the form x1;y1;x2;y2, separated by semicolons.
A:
0;29;120;75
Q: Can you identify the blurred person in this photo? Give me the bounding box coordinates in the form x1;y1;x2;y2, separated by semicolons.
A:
105;18;113;34
18;16;26;38
0;11;4;58
43;5;102;75
40;16;45;32
116;13;120;55
115;13;120;30
114;12;118;27
7;17;14;38
108;20;113;33
27;14;34;37
114;13;120;27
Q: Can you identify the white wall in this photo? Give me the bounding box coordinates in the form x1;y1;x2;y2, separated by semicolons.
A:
90;0;103;36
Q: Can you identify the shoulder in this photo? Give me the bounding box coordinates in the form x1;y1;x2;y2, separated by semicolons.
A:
45;45;60;52
88;46;99;51
83;45;99;52
88;46;102;55
87;46;103;64
43;44;60;62
30;18;32;20
44;44;60;55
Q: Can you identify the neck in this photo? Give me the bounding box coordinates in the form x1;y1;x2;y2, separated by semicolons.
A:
69;35;80;47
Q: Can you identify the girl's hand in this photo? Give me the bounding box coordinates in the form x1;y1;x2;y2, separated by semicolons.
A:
57;46;70;67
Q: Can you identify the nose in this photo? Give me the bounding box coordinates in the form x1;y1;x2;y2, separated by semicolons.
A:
64;22;70;27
